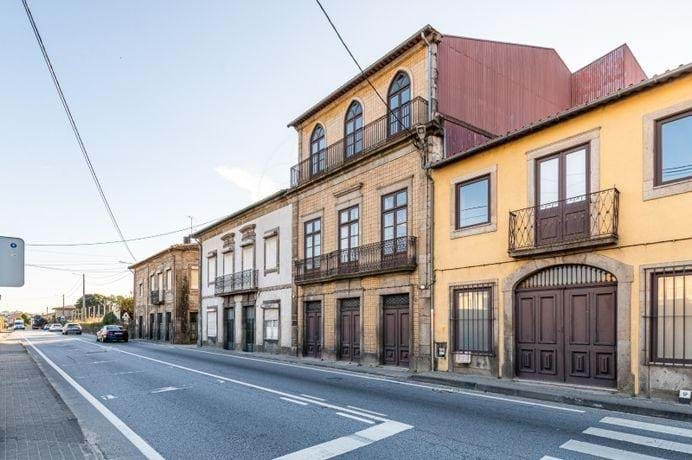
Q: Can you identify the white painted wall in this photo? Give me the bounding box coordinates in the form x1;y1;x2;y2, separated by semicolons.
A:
200;204;293;349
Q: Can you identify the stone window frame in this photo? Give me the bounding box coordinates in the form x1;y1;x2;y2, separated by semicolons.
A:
206;250;217;286
261;300;281;343
376;176;413;244
449;165;497;239
299;209;324;259
447;279;499;362
263;227;280;276
525;128;600;207
221;248;234;277
643;99;692;201
165;268;172;292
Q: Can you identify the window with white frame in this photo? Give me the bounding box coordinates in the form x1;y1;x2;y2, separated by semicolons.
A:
264;307;279;341
207;307;217;338
207;255;216;284
242;245;254;271
264;232;278;273
223;251;234;276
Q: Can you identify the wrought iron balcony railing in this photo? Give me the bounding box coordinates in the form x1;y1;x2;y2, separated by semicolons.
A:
294;237;417;284
150;290;164;305
508;188;619;257
215;269;258;296
290;98;429;188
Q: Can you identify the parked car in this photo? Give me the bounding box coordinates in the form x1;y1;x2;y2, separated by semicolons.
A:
96;325;128;343
48;323;63;332
13;320;25;330
43;324;50;330
62;323;82;335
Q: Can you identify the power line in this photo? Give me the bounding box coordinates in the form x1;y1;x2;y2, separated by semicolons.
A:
26;264;127;273
21;0;136;261
313;0;415;136
27;215;223;248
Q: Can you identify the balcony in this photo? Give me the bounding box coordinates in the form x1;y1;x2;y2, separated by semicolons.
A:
215;269;258;296
508;188;619;258
150;291;164;305
290;98;429;188
294;237;417;284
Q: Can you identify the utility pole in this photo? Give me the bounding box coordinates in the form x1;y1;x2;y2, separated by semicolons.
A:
62;294;65;322
82;274;86;320
187;216;193;239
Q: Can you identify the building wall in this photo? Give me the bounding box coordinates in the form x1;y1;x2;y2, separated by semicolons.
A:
295;44;428;163
199;202;294;353
132;245;199;344
432;74;692;397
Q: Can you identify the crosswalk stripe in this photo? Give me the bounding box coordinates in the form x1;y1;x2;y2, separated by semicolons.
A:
600;416;692;439
584;427;692;454
560;440;665;460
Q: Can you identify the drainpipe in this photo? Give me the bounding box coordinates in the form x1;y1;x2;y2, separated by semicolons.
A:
421;31;436;371
195;237;203;347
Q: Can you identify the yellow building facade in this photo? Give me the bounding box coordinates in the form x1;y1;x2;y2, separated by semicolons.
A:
432;67;692;398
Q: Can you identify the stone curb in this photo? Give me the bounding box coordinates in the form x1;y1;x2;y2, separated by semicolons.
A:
409;374;692;422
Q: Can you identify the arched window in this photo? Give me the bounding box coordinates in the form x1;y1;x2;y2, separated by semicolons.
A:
388;72;411;135
310;124;326;175
344;101;363;158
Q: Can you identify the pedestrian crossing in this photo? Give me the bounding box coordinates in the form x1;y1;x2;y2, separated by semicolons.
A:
541;416;692;459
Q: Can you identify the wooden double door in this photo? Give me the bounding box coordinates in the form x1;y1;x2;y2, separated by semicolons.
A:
339;299;360;362
515;284;616;387
305;301;322;358
382;294;410;367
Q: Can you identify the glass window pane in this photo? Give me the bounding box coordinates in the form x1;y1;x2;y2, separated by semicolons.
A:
384;227;394;241
396;223;407;237
351;207;358;220
458;177;489;228
396;191;407;206
566;149;586;201
314;220;320;231
350;222;358;235
661;114;692;183
384;213;393;227
539;157;559;206
396;209;406;224
384;195;394;210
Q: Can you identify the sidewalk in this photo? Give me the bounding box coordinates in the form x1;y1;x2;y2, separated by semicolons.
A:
178;343;692;422
0;337;97;459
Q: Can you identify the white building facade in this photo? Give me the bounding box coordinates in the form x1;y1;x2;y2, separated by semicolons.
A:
197;191;295;354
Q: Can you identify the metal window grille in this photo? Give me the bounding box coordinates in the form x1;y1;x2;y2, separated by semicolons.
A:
644;265;692;366
451;284;494;355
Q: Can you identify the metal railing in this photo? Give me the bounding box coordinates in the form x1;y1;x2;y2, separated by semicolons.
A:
295;237;417;284
215;269;258;295
150;290;164;305
290;98;428;188
508;188;619;254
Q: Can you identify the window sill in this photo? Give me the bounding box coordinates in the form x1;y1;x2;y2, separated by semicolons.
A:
450;222;497;239
644;177;692;201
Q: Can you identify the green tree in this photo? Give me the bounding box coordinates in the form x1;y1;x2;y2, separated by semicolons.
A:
20;313;30;324
102;311;119;325
74;294;107;318
107;295;133;319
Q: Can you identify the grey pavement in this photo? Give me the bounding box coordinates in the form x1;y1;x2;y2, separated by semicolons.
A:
13;329;692;459
0;336;96;460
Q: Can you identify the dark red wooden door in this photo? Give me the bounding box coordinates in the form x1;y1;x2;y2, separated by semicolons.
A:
305;302;321;358
382;294;410;367
339;300;360;362
515;285;616;387
536;146;590;247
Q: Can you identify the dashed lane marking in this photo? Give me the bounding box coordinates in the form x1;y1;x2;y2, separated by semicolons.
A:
281;397;309;406
25;339;164;460
335;412;375;425
346;406;387;417
300;394;326;401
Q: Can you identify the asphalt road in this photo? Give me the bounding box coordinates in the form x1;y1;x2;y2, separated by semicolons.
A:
15;329;692;459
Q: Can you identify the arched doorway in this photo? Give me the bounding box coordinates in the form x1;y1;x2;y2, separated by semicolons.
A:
515;264;617;387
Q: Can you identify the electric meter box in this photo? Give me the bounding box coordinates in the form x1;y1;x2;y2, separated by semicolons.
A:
0;236;25;287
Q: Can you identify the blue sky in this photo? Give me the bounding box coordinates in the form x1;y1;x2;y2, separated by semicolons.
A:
2;0;691;313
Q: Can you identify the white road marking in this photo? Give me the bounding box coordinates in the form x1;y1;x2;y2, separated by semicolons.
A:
25;339;164;460
113;370;144;376
600;416;692;439
101;394;117;400
335;412;375;425
539;456;563;460
584;427;692;454
560;439;664;460
170;345;585;414
346;406;387;417
280;397;309;406
151;386;182;394
300;394;326;401
88;360;112;365
274;420;412;460
78;339;388;422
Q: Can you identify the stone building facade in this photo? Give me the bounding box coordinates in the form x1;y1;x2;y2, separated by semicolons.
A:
194;191;295;355
130;243;199;344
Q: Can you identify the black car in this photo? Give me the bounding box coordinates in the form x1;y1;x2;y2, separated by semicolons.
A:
96;325;128;343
